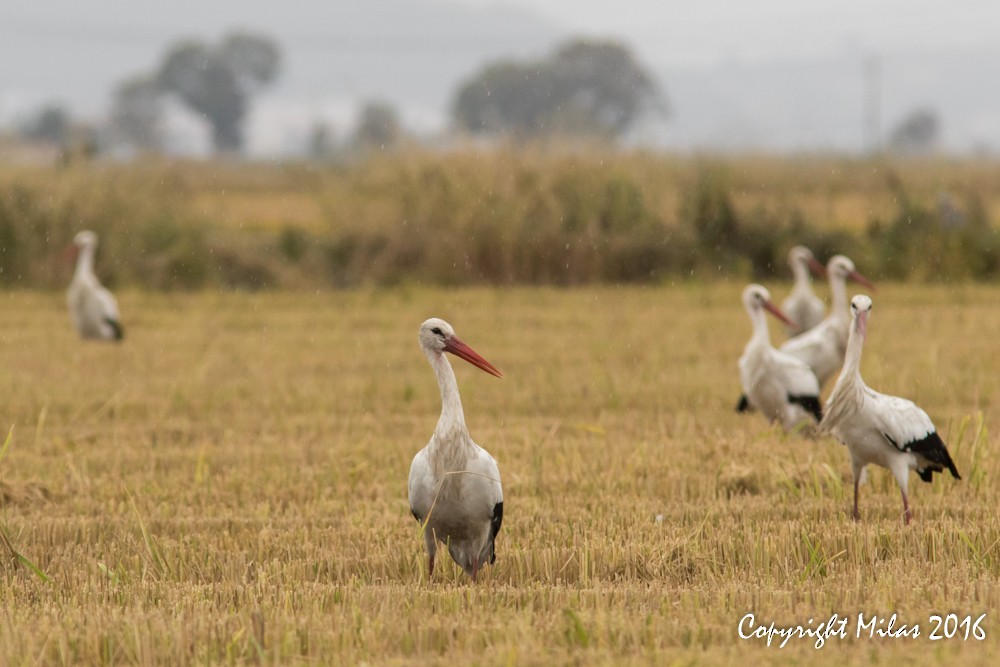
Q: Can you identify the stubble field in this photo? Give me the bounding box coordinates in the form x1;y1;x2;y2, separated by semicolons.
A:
0;283;998;665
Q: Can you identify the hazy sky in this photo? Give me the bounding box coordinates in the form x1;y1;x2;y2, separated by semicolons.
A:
451;0;1000;153
2;0;998;153
455;0;1000;65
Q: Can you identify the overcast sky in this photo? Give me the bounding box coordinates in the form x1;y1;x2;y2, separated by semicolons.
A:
2;0;998;154
455;0;1000;65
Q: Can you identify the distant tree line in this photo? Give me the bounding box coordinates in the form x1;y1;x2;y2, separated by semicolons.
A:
451;39;666;141
112;32;282;154
17;35;671;158
13;32;948;159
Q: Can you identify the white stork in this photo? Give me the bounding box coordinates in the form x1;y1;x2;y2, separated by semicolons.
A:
781;245;827;337
408;318;503;582
821;295;960;524
67;231;124;342
738;284;822;431
780;255;873;386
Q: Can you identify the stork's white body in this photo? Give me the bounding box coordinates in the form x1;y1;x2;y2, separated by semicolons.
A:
408;439;502;576
827;388;935;483
739;285;822;431
779;316;846;386
781;255;870;386
67;231;123;342
408;319;503;581
821;295;959;524
781;246;825;337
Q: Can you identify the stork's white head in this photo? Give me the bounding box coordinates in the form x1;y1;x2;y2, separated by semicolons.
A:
419;318;503;378
827;255;875;289
789;245;826;277
850;294;873;341
73;230;98;249
742;284;795;327
419;318;455;353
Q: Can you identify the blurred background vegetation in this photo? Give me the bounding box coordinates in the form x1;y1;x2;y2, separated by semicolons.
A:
0;150;997;290
6;28;996;293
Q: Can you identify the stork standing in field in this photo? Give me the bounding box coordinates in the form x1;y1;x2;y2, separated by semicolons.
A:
780;255;873;386
821;295;960;525
408;318;504;582
738;284;822;431
781;245;827;337
67;231;124;342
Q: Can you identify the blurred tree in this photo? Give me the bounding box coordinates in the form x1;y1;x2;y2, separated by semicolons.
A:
888;108;940;154
353;100;402;151
21;104;71;146
452;38;666;141
156;32;281;153
307;122;338;161
548;40;664;136
109;75;164;152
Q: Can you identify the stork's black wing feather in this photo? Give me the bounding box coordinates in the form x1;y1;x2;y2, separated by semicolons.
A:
898;431;961;482
485;501;503;564
104;317;124;341
789;394;822;422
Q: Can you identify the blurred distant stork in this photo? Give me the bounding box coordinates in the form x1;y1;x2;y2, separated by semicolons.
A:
67;231;124;342
738;284;822;431
780;255;873;386
781;245;826;337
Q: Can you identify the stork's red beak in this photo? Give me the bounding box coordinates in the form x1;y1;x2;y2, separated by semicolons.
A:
763;301;796;328
444;336;503;378
848;269;876;291
857;309;869;341
63;245;79;262
807;256;826;278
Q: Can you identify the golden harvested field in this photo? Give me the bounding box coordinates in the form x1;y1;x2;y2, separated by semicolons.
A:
1;283;999;665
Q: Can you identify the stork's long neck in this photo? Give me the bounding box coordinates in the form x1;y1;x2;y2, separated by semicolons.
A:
829;273;849;321
824;314;866;427
791;260;811;291
426;349;471;459
748;306;772;348
74;245;96;280
838;316;865;382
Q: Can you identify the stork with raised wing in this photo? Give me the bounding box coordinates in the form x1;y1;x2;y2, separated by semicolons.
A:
738;284;822;431
781;245;827;337
67;231;124;342
780;255;873;386
408;318;503;582
821;295;960;525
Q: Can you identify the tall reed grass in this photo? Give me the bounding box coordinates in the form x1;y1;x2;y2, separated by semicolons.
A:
1;151;998;289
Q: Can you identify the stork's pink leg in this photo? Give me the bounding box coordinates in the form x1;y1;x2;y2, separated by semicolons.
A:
853;477;861;522
428;554;435;578
471;558;479;583
901;490;911;526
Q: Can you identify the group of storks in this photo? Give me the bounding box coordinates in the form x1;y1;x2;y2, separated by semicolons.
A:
737;247;959;529
66;232;961;583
